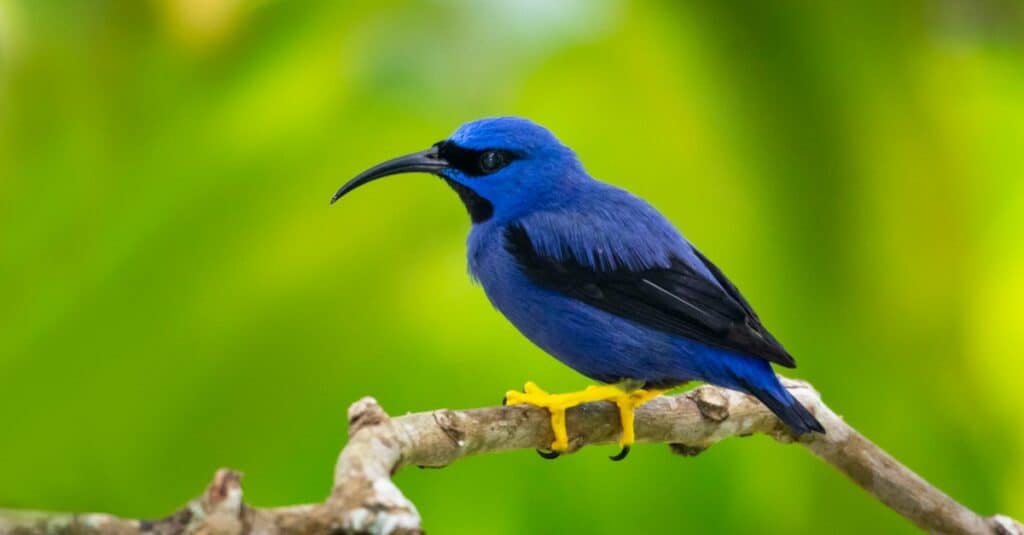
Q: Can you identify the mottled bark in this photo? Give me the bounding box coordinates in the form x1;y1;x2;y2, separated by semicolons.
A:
1;379;1019;535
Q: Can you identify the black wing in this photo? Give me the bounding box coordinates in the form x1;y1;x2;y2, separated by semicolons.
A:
505;225;795;368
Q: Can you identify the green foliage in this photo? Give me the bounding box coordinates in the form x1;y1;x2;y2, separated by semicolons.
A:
1;1;1022;532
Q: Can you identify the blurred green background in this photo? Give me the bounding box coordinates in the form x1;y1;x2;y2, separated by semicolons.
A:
1;0;1022;532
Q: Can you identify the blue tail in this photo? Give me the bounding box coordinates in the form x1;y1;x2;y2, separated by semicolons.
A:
743;377;825;435
712;354;825;435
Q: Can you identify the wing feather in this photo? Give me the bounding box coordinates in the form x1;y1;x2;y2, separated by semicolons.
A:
505;224;796;368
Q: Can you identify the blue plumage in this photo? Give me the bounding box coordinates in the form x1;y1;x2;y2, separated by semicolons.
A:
333;116;824;437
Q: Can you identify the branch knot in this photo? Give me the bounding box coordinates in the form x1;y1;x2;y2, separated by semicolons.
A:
692;386;730;422
347;397;391;437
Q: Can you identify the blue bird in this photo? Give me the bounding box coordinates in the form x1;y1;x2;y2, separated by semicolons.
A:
332;117;824;460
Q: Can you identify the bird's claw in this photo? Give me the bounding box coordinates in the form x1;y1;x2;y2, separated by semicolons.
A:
503;382;536;406
503;381;664;459
536;448;561;460
609;445;630;461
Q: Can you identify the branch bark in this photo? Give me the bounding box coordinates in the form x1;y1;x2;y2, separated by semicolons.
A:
1;379;1020;535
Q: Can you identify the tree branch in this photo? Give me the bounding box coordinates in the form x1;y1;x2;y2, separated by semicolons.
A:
1;379;1020;535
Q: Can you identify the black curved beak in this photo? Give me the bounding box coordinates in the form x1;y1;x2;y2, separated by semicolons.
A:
331;145;448;204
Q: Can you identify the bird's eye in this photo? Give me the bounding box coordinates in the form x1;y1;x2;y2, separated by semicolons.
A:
479;151;507;174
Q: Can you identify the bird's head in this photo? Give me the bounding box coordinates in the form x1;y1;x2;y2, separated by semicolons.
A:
332;117;586;223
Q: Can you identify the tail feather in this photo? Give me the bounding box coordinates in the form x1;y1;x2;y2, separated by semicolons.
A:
742;378;824;436
698;350;824;435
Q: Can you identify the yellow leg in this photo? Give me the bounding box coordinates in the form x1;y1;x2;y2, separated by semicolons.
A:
614;388;665;448
505;381;665;456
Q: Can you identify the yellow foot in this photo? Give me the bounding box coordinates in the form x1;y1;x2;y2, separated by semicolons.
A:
504;381;665;459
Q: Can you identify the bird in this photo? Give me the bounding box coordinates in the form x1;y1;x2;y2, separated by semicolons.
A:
331;117;824;461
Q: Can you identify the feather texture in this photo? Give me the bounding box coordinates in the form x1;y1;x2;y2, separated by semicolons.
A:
503;223;796;368
444;117;820;434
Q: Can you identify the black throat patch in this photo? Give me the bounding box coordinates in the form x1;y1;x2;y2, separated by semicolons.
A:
444;178;494;223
